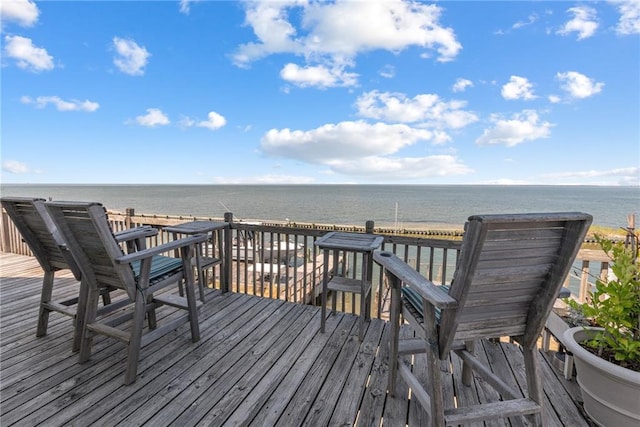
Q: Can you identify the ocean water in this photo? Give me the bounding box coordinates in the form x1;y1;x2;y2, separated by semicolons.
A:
1;184;638;229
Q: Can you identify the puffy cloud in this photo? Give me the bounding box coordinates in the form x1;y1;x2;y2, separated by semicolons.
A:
556;71;604;99
0;0;39;27
557;6;598;40
21;95;99;112
452;78;473;93
3;35;53;72
280;63;358;88
610;0;640;35
113;37;150;76
476;110;552;147
355;90;478;132
261;121;432;163
133;108;170;127
2;159;30;174
501;76;536;100
182;111;227;130
233;1;461;86
259;119;472;179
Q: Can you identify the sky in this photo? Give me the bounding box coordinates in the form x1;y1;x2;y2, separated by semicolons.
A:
1;0;639;186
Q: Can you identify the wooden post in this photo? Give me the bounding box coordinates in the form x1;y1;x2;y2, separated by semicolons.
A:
125;208;135;230
223;212;233;293
365;220;374;234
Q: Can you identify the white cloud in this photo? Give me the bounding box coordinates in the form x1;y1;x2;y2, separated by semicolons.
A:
452;78;473;93
113;37;150;76
3;35;53;72
133;108;170;127
280;63;358;88
541;167;639;185
21;95;99;112
0;0;39;27
196;111;227;130
355;90;478;133
329;155;473;179
261;120;432;163
501;76;536;100
233;1;461;85
610;0;640;35
512;13;538;30
557;6;598;40
379;65;395;79
213;174;317;184
181;111;227;130
556;71;604;99
548;95;562;104
259;119;473;179
179;0;201;15
2;159;30;174
476;110;552;147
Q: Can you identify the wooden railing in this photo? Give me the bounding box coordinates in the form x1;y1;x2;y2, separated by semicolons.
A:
0;208;609;319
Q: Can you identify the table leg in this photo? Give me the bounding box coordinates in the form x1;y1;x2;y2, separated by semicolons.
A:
321;249;329;333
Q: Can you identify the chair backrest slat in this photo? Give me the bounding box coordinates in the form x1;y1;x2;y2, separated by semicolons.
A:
438;212;592;355
1;197;81;279
45;201;137;299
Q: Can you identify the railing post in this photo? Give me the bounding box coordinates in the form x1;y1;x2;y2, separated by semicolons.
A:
224;212;233;293
125;208;135;230
365;220;374;234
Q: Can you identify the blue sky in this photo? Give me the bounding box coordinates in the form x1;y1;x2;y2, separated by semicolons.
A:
1;0;639;185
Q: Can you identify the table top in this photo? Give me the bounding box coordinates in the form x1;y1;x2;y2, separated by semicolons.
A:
314;231;384;252
163;220;229;234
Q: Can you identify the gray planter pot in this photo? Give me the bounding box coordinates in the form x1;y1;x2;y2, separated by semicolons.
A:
563;327;640;427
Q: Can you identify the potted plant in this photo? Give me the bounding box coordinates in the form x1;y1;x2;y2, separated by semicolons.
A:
563;234;640;427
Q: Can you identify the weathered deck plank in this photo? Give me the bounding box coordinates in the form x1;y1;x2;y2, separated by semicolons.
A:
0;252;593;426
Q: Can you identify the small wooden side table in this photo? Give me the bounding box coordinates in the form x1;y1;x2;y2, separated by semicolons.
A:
164;221;229;302
315;231;384;341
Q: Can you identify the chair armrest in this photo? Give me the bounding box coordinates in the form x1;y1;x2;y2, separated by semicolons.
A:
374;250;457;309
114;226;158;242
114;234;208;264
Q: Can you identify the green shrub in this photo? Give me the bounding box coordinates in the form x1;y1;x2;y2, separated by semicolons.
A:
577;236;640;369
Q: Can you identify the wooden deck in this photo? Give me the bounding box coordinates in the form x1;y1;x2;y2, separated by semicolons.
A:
1;252;593;426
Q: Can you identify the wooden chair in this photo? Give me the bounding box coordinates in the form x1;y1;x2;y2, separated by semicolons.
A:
45;201;207;384
374;212;592;426
1;197;154;351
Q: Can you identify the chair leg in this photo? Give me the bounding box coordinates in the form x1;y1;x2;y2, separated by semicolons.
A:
72;279;89;352
100;288;112;305
36;271;55;337
124;293;147;385
79;286;101;364
146;293;157;330
423;303;445;426
523;345;546;425
462;340;476;386
182;249;201;342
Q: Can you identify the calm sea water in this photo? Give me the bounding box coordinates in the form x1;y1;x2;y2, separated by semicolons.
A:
1;184;638;229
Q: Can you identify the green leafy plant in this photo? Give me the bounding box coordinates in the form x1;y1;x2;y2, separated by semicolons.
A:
575;235;640;370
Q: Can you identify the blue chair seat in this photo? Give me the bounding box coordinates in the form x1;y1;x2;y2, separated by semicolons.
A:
131;255;183;282
402;285;450;321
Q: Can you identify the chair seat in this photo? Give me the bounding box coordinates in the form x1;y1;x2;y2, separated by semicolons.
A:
402;285;449;320
131;255;183;281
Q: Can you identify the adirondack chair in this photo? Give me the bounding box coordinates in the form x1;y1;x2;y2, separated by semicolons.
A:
1;197;156;351
374;212;592;426
45;201;207;385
